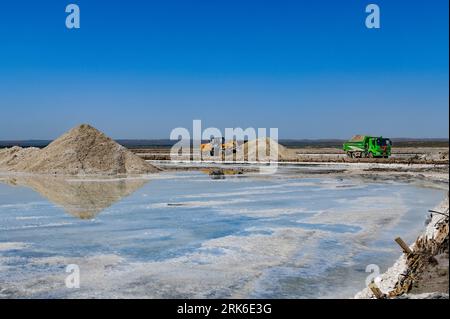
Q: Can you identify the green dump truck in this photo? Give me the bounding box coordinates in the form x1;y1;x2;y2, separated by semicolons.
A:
343;135;392;158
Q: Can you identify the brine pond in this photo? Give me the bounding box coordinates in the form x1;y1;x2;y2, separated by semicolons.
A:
0;170;445;298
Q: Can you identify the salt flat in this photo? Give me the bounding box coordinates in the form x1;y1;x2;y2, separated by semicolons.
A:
0;170;445;298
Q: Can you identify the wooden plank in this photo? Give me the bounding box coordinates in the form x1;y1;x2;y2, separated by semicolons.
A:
369;283;385;299
395;237;413;254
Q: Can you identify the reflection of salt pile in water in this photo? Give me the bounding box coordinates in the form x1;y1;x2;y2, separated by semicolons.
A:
242;138;293;161
2;176;149;219
0;124;160;175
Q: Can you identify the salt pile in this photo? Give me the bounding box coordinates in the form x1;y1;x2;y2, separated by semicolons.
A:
243;138;293;161
0;124;160;175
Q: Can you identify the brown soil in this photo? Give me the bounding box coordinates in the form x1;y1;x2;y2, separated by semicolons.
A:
409;252;449;295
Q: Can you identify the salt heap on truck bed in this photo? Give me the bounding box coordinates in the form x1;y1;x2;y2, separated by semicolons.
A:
0;124;160;175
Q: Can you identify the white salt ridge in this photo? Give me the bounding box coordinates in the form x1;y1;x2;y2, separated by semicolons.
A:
0;222;73;231
0;242;28;251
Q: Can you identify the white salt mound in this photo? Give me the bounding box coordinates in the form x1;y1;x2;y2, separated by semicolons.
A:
0;124;160;175
243;138;293;161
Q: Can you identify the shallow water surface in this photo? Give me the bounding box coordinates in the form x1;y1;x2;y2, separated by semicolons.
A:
0;171;445;298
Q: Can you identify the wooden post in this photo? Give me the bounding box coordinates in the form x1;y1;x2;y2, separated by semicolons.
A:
369;282;385;299
395;237;413;254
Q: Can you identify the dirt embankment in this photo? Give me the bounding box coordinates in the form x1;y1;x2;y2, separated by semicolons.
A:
131;145;449;165
355;194;449;299
0;124;160;176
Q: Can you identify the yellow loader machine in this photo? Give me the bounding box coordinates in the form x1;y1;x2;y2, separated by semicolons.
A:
201;137;237;157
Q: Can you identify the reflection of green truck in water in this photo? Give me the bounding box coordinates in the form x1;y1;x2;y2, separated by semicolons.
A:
343;135;392;158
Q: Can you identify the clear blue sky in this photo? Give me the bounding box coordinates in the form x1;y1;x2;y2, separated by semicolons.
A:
0;0;448;139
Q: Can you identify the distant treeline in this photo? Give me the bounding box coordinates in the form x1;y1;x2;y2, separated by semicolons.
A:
0;140;52;148
1;138;448;149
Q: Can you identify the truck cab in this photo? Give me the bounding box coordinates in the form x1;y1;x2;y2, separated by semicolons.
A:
371;137;392;158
